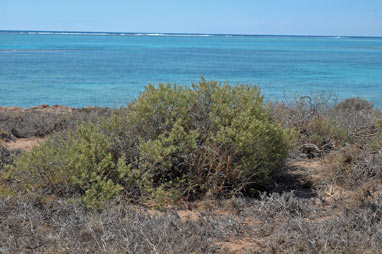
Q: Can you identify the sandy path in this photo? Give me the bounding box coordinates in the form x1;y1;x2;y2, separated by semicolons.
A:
5;137;47;151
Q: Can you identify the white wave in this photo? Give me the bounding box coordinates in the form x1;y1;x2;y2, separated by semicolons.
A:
60;32;93;35
132;33;213;37
146;33;165;36
0;49;66;52
22;31;215;37
26;31;110;36
318;36;346;39
166;34;212;37
65;32;109;36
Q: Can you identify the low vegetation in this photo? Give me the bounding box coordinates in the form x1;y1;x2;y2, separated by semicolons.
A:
0;105;114;141
1;80;381;253
4;80;294;207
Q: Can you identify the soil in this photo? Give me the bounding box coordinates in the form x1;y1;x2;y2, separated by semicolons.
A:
5;137;47;151
0;104;74;114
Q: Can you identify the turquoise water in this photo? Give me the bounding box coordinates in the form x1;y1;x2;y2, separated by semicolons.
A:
1;31;382;108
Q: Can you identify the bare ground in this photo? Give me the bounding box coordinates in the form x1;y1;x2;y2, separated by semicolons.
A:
5;137;47;151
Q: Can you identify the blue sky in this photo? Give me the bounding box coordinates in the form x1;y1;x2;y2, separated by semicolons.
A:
1;0;382;36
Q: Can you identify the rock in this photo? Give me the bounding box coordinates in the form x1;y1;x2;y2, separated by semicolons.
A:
10;128;24;138
323;196;336;205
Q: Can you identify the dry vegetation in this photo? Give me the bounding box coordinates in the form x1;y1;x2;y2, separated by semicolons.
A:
0;105;115;141
1;88;381;253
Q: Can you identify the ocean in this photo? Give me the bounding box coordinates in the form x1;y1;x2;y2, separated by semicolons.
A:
1;31;382;108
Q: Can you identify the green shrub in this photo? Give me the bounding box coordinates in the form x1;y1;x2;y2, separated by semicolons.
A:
370;119;382;151
111;79;294;200
306;116;349;149
4;123;127;208
5;79;294;206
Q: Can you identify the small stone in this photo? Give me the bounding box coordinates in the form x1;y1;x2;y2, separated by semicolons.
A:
323;196;335;205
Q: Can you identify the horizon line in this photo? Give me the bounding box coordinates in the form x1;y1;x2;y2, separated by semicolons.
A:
1;29;382;38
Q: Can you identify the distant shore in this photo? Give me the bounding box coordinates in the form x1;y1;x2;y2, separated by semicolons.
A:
0;104;115;114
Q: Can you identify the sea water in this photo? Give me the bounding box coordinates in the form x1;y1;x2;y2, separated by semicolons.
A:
1;31;381;108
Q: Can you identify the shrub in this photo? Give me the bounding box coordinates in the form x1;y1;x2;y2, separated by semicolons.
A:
370;119;382;151
326;145;382;187
268;93;345;155
269;95;379;157
335;97;373;112
0;145;12;171
333;98;377;142
5;79;294;206
269;92;336;131
0;130;12;141
4;123;127;208
305;116;349;149
110;79;294;200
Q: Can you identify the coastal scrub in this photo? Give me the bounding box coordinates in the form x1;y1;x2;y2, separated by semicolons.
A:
4;79;294;207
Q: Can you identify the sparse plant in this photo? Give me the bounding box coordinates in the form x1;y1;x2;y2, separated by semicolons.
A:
0;106;115;140
0;194;222;254
370;119;382;151
335;97;373;112
269;94;381;159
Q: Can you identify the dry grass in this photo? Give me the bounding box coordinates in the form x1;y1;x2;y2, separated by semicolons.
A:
269;93;382;157
0;193;246;254
2;179;380;254
0;105;115;141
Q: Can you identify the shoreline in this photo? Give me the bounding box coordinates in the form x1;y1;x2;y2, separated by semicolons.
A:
1;99;381;112
0;104;118;114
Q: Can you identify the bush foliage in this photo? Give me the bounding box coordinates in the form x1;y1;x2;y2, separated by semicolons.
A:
5;123;127;208
4;79;294;207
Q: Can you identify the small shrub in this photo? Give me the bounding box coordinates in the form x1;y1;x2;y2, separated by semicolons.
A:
270;96;380;158
306;116;349;149
370;119;382;151
5;123;127;208
0;130;12;141
327;119;382;184
335;97;373;112
269;92;336;131
333;98;377;141
326;144;382;186
0;145;10;171
0;144;18;171
0;145;20;197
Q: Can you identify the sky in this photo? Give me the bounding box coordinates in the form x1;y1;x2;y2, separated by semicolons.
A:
1;0;382;36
